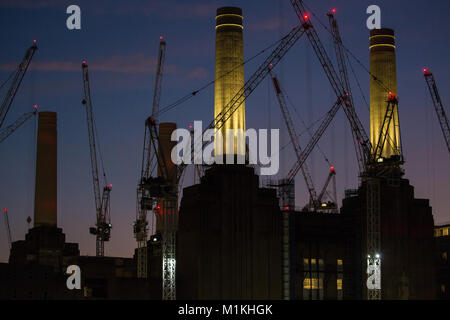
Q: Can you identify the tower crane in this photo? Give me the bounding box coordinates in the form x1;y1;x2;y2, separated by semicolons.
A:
316;166;337;211
270;72;318;209
288;2;404;299
423;69;450;154
330;9;404;301
141;24;309;300
371;94;400;163
0;106;38;144
327;10;355;110
291;1;385;298
270;72;337;211
135;37;166;279
290;1;371;175
0;41;37;130
327;8;384;300
3;208;12;250
81;61;112;257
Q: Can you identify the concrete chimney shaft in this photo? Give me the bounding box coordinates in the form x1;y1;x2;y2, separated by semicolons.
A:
34;112;57;227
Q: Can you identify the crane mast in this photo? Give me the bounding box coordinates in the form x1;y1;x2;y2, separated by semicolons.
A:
289;2;394;299
290;1;371;174
3;209;12;250
152;38;166;117
135;38;167;280
270;72;339;212
328;7;403;299
328;10;381;300
139;117;176;299
82;61;112;257
327;11;354;108
0;42;37;130
284;98;342;187
270;72;318;209
0;106;37;144
424;69;450;153
316;166;337;209
372;95;400;163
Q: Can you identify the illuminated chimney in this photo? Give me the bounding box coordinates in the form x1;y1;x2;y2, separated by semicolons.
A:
34;112;57;227
369;28;400;158
214;7;246;156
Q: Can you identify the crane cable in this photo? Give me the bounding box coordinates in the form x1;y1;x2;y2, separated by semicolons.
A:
283;89;332;166
0;71;16;91
302;1;393;94
93;115;108;187
346;51;369;111
154;34;289;119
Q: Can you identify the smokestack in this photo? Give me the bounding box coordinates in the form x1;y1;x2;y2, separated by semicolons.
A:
34;112;57;227
157;122;177;182
214;7;246;156
369;28;400;158
156;122;177;232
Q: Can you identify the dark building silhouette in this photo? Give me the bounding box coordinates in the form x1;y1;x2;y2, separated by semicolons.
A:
287;210;352;300
340;178;436;299
1;112;154;300
177;165;282;299
9;112;80;271
0;9;443;302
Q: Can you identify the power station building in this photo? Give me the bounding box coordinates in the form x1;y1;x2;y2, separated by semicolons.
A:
0;7;445;301
176;11;437;300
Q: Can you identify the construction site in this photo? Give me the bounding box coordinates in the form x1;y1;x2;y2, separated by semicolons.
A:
0;1;449;300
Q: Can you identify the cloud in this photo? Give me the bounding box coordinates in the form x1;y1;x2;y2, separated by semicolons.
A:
186;67;208;80
248;17;283;31
95;1;217;19
0;0;62;9
0;54;178;74
0;0;217;20
173;3;216;18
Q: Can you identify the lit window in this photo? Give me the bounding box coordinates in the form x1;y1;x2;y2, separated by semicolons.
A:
337;259;343;266
311;258;317;265
442;252;448;260
444;228;449;236
303;258;309;265
303;278;311;289
312;278;319;289
337;279;343;290
441;284;446;293
303;278;320;290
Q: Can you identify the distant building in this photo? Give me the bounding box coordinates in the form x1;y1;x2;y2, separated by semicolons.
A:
435;224;450;299
0;111;155;300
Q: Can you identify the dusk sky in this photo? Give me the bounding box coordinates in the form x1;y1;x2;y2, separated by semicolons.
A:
0;0;449;262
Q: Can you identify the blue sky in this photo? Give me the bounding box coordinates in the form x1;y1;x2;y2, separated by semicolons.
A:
0;0;449;261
